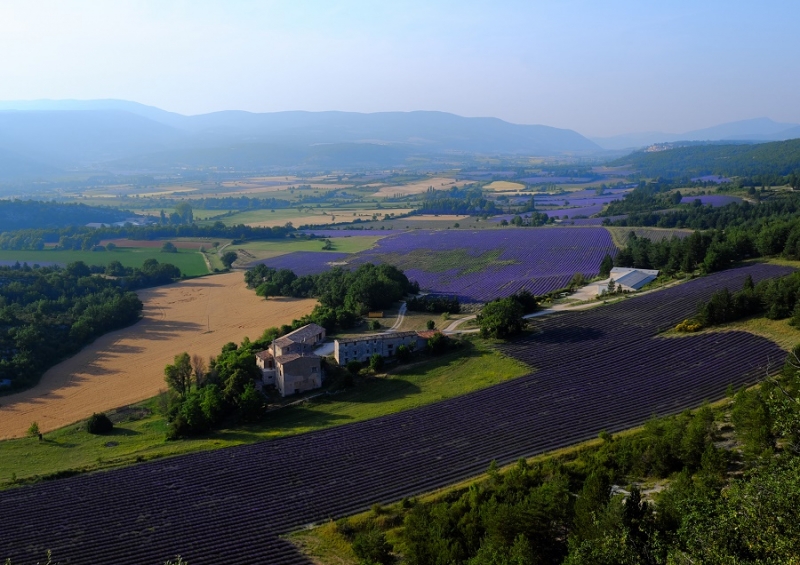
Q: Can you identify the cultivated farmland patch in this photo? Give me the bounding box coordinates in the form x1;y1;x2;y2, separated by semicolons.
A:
0;273;316;438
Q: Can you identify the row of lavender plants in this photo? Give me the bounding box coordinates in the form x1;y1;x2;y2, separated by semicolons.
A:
349;228;618;302
0;265;790;564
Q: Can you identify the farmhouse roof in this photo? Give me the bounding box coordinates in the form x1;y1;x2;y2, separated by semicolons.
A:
275;353;320;365
613;268;659;290
273;323;326;348
416;330;443;339
336;331;419;345
255;350;273;361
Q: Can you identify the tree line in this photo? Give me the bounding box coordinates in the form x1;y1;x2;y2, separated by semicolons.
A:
0;221;296;251
0;199;133;231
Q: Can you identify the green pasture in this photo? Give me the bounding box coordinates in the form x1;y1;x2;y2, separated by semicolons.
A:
230;235;383;263
0;248;209;277
0;340;529;487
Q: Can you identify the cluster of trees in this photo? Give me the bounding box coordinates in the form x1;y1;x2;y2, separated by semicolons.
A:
163;342;264;439
477;291;538;339
615;213;800;275
245;263;418;332
0;221;295;251
0;264;143;390
338;349;800;563
680;272;800;329
499;212;553;227
406;295;460;314
608;188;800;231
417;187;499;216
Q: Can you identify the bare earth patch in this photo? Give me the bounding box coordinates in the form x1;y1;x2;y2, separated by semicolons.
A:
0;273;316;438
370;177;466;197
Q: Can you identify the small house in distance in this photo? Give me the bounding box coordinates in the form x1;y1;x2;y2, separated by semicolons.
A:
597;267;659;295
255;323;326;397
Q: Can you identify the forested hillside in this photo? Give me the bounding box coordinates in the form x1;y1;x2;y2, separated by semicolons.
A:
612;138;800;179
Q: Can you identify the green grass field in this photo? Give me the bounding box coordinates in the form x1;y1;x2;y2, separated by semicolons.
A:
229;235;384;264
0;340;529;487
0;248;209;277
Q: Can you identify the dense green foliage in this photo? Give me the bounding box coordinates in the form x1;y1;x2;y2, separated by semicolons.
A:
164;341;264;438
406;294;461;314
417;186;499;216
607;186;800;230
0;199;133;231
477;297;525;339
244;263;417;332
339;347;800;564
612;139;800;180
614;208;800;276
0;263;143;391
86;413;114;435
681;272;800;330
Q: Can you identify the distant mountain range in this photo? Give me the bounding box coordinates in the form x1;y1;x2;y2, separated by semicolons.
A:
591;117;800;150
0;100;600;178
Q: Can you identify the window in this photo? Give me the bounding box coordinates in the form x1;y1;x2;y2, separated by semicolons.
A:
311;367;318;373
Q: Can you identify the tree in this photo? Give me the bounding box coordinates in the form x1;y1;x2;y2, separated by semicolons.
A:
87;412;114;434
426;319;436;330
221;251;238;269
191;354;207;388
27;421;40;438
599;253;614;278
606;278;616;295
369;353;385;372
238;382;264;422
477;298;525;339
161;241;178;253
396;344;411;363
164;352;193;398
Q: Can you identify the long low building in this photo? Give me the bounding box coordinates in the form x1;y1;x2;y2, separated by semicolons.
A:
335;331;427;366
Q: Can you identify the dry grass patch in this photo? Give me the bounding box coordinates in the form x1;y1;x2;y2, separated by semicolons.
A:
0;273;316;439
370;177;465;197
484;181;526;191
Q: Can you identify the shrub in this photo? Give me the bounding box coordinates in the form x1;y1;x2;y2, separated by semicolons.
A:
675;319;703;332
347;360;363;375
27;421;40;437
87;412;114;435
369;354;384;372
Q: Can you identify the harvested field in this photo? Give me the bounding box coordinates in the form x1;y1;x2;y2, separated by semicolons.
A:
0;273;315;439
484;181;526;191
370;177;465;197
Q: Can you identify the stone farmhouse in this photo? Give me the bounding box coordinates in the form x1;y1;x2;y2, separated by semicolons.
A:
334;330;430;366
255;323;326;397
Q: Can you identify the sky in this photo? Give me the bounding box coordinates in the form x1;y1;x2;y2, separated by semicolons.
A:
0;0;798;137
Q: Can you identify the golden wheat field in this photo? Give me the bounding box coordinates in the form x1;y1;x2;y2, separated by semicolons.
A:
0;273;316;439
370;177;466;197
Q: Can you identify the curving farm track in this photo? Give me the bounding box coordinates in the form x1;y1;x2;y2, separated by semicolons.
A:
0;264;792;564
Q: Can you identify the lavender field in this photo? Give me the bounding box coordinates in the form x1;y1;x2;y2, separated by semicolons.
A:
0;264;790;565
349;228;617;301
247;251;349;276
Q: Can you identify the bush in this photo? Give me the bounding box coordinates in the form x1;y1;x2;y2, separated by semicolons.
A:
347;360;363;375
87;412;114;435
369;354;385;372
370;319;382;330
27;421;40;437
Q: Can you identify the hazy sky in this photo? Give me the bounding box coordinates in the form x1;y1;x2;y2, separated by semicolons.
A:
0;0;798;137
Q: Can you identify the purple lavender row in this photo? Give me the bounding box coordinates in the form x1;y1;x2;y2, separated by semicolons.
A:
0;265;789;565
248;251;350;276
